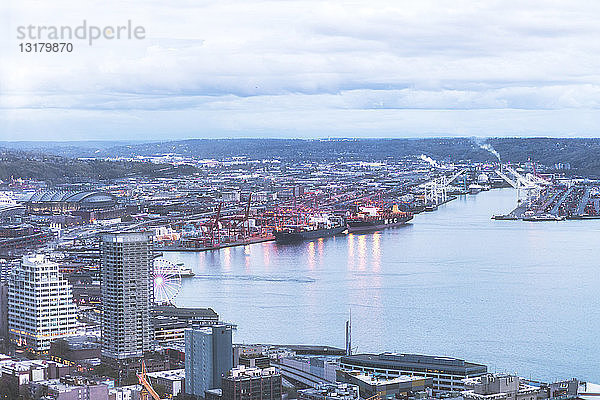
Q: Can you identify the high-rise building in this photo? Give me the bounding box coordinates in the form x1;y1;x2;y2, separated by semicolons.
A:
100;231;153;360
221;366;282;400
7;254;78;352
185;324;233;397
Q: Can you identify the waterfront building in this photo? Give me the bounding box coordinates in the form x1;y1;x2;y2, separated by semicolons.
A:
185;324;233;397
276;355;338;386
298;383;360;400
100;232;153;360
221;366;282;400
462;374;543;400
7;254;78;352
153;305;220;326
153;317;188;344
336;370;432;399
339;353;487;393
153;305;220;345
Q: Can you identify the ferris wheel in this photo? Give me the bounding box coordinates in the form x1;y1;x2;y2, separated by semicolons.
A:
153;258;182;305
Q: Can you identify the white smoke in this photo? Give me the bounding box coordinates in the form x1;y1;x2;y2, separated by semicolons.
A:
479;143;501;162
419;154;440;168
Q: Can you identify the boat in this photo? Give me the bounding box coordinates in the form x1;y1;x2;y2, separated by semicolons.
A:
491;214;518;220
468;184;484;194
522;213;565;222
347;205;413;232
424;204;438;212
274;214;346;243
566;214;600;220
176;263;196;277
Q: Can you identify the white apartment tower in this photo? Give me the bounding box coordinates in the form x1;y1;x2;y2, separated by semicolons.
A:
7;254;78;352
100;231;153;360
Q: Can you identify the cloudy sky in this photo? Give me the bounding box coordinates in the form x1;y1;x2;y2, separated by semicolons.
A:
1;0;600;140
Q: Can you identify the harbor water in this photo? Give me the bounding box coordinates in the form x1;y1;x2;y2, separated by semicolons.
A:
164;188;600;382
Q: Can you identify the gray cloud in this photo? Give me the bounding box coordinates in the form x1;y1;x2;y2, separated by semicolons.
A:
1;0;600;139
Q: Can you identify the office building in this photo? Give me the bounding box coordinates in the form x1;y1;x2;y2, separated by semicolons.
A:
238;354;271;369
100;232;153;360
29;377;109;400
50;335;102;362
462;374;543;400
147;369;186;397
298;383;360;400
153;305;220;327
153;305;220;345
185;325;233;397
7;254;78;352
336;370;432;399
222;366;282;400
340;353;487;393
0;282;8;339
277;355;338;385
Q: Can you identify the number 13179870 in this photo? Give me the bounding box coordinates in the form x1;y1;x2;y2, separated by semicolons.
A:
19;42;73;52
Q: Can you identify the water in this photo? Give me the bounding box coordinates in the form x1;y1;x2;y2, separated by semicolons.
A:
164;188;600;382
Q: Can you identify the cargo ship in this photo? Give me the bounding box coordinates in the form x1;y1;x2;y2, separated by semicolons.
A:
347;205;413;232
274;214;346;243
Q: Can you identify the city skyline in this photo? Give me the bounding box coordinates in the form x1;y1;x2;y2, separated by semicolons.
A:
0;1;599;397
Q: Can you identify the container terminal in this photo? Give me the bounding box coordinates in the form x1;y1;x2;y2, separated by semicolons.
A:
492;166;600;221
0;155;596;269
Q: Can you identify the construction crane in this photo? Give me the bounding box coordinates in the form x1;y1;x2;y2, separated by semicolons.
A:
137;361;164;400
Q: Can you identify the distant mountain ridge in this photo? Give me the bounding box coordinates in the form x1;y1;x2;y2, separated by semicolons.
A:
2;138;600;179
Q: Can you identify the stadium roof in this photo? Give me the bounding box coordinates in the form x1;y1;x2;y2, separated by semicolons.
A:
24;190;116;205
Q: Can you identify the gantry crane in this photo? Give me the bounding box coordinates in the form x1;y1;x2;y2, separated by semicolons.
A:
495;166;548;207
422;168;467;206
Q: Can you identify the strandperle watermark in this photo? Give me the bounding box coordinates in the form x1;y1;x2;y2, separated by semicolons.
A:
16;20;146;46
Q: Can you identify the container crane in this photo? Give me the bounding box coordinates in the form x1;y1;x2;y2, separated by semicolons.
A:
209;202;223;247
495;166;546;207
422;168;467;206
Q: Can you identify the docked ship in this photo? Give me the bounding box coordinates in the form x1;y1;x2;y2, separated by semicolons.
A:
274;214;346;243
522;213;564;222
347;205;413;232
491;214;518;220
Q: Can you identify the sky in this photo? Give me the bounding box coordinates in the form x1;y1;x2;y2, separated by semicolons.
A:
1;0;600;140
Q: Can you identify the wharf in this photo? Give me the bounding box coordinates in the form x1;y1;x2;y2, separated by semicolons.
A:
159;236;274;252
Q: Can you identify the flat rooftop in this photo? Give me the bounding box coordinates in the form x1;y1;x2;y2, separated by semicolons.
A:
352;372;429;385
153;305;218;319
341;353;487;374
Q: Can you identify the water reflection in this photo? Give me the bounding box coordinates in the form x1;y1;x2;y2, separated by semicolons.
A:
165;189;600;382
